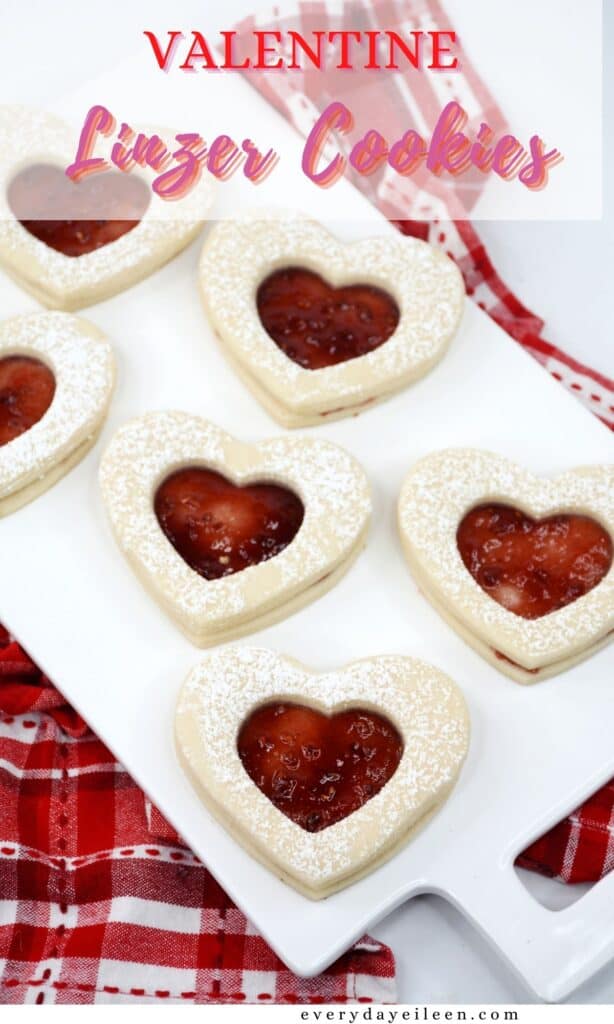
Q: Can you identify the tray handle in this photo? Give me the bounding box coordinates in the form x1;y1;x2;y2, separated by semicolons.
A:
436;856;614;1002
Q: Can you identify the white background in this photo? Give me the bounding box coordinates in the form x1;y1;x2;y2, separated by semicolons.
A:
1;0;613;1003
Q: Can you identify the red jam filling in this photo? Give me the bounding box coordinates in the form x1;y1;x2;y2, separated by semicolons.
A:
7;163;150;257
154;467;304;581
256;266;400;370
457;503;613;619
237;702;403;832
0;355;56;446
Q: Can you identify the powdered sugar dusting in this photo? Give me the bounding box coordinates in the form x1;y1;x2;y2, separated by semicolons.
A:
0;311;115;499
99;412;371;642
398;449;614;668
199;212;464;419
0;107;214;307
176;648;469;895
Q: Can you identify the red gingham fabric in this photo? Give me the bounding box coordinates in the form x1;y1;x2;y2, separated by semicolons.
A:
516;782;614;884
233;0;507;222
0;626;396;1005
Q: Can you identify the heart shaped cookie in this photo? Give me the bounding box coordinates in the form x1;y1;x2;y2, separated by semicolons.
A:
0;107;215;310
99;413;371;645
175;648;469;898
0;311;115;516
198;212;464;427
398;449;614;683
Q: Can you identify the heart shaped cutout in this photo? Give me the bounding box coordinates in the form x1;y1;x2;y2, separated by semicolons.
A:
199;213;464;427
0;311;115;516
8;163;150;257
398;449;614;683
457;503;612;620
256;266;400;370
238;702;403;832
100;413;371;645
175;648;469;898
0;107;214;310
0;355;56;446
154;467;304;580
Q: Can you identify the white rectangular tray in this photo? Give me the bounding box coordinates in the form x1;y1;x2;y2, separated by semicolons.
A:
0;196;612;1002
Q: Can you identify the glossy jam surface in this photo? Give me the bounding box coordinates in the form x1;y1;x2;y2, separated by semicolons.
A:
8;163;150;257
457;503;613;619
237;702;403;832
154;467;304;581
256;266;400;370
0;355;56;446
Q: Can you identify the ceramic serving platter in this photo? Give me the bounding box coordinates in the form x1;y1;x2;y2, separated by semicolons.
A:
0;173;612;1001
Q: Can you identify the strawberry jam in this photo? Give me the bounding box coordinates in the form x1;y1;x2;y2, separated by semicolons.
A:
8;163;150;257
237;702;403;832
256;266;400;370
0;355;56;446
457;503;612;619
154;467;304;581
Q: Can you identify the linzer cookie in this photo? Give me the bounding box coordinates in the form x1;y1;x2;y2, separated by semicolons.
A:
99;412;371;645
398;449;614;683
0;107;214;310
175;648;470;898
198;212;464;427
0;311;115;515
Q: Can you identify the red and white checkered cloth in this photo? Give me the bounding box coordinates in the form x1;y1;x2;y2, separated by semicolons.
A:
0;627;395;1005
1;0;613;1007
517;782;614;884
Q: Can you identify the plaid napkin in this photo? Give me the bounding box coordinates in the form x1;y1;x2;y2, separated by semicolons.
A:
517;782;614;884
0;627;395;1005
